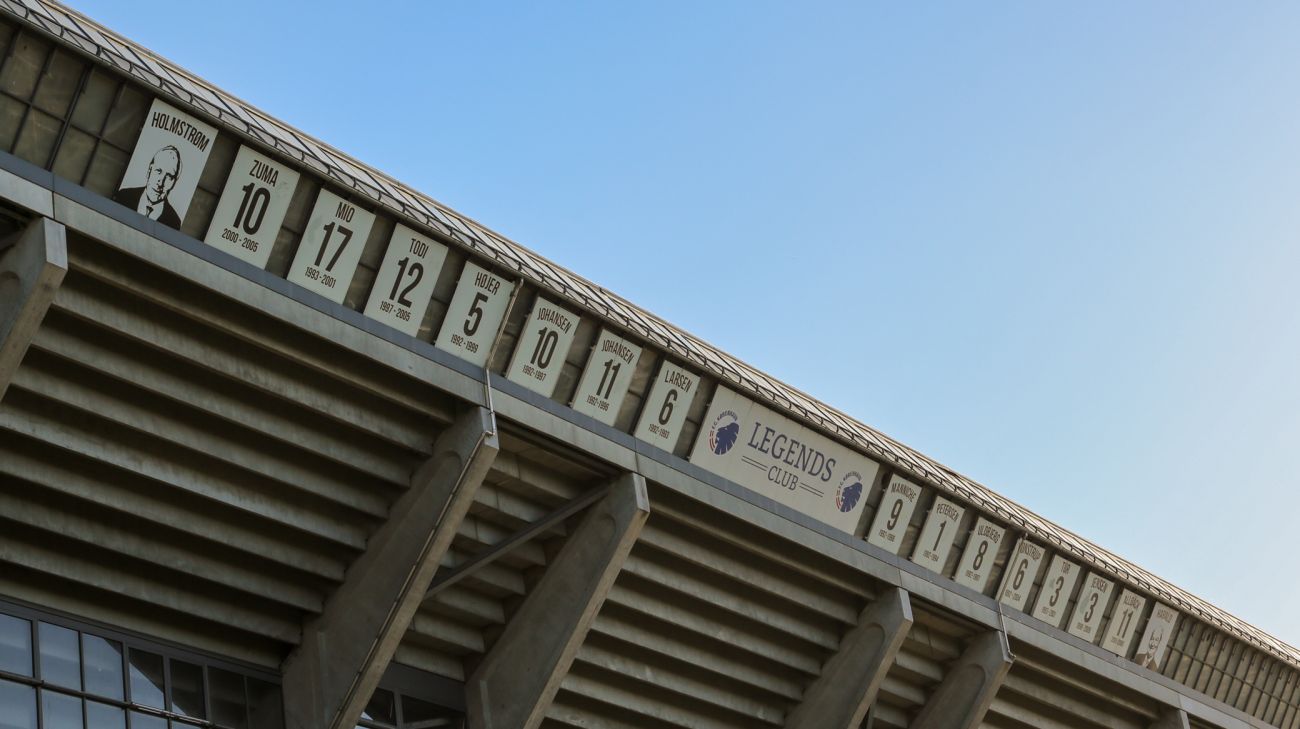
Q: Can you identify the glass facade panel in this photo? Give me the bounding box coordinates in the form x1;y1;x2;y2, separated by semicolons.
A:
13;107;61;167
82;635;124;701
0;94;24;151
40;690;83;729
208;668;247;729
126;712;164;729
70;68;114;132
83;141;128;196
0;606;281;729
127;650;165;710
37;623;80;690
0;678;37;729
0;613;31;677
360;689;395;725
246;679;281;729
101;83;147;149
51;125;94;183
32;49;83;117
169;660;204;719
85;702;125;729
180;186;217;240
0;32;51;99
400;696;445;724
358;686;463;729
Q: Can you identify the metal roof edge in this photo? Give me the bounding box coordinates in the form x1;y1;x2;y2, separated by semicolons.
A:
13;0;1298;670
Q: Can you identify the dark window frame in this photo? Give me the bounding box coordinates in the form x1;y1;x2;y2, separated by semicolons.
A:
0;597;280;729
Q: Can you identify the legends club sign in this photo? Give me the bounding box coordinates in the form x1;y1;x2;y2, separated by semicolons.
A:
94;88;1191;683
690;387;880;534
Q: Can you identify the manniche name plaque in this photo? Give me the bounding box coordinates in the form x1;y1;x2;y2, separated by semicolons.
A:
690;387;880;534
866;474;921;554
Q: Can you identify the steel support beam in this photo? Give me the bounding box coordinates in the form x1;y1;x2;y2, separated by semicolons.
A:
466;471;650;729
1150;709;1191;729
786;586;913;729
0;216;66;403
424;482;611;603
281;407;499;729
910;629;1014;729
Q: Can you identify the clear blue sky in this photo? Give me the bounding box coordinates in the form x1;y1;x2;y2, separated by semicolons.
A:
72;1;1300;645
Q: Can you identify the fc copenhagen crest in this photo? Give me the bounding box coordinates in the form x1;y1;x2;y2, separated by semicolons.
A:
707;409;741;456
835;471;864;513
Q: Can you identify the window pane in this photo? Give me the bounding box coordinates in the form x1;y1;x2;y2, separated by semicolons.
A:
169;660;204;719
360;689;395;725
82;634;124;701
86;701;125;729
0;95;25;152
0;614;31;677
0;23;13;62
181;186;217;240
52;126;95;184
246;679;282;729
401;695;459;727
70;70;114;133
41;689;83;729
33;49;84;118
209;668;246;729
101;84;146;149
13;108;61;168
84;135;128;196
38;623;80;690
0;678;36;729
127;711;166;729
197;134;236;192
127;649;164;709
0;32;51;100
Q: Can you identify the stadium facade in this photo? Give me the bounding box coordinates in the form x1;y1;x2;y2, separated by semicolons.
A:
0;2;1296;728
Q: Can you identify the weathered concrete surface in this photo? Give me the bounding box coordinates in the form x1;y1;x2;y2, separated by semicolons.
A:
281;407;499;729
786;586;913;729
1151;709;1191;729
466;471;650;729
0;216;66;403
911;629;1014;729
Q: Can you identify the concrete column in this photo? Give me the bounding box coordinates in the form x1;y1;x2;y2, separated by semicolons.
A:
786;587;913;729
466;471;650;729
281;407;499;729
1150;709;1190;729
0;216;66;403
910;629;1013;729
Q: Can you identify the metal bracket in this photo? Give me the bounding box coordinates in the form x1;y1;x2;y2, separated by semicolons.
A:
424;482;612;603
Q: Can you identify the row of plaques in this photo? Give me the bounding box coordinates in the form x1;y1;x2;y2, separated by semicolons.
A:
868;473;1180;671
119;98;1182;677
116;100;701;453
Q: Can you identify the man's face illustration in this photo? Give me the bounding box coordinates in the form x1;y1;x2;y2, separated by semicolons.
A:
145;148;180;205
1142;628;1163;664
